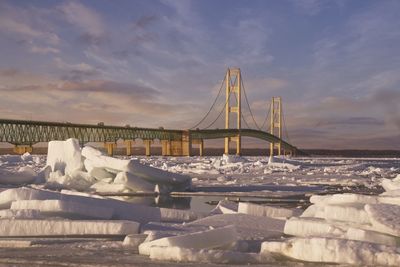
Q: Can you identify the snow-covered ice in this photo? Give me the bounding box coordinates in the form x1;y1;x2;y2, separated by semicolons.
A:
0;146;399;266
10;199;114;219
139;225;237;255
46;139;83;175
238;202;301;218
261;237;400;266
0;219;139;236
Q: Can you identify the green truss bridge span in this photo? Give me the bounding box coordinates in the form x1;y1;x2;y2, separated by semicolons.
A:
0;119;298;156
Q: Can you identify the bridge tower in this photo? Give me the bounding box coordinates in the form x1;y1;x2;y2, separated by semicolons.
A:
224;68;242;155
270;97;282;157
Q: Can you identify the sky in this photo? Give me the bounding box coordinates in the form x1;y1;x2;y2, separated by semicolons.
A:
0;0;399;150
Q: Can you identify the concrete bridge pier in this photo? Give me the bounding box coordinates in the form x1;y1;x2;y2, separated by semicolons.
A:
124;140;135;156
13;145;33;155
181;130;192;156
192;139;204;156
143;140;153;156
225;136;241;156
104;142;116;156
161;140;171;156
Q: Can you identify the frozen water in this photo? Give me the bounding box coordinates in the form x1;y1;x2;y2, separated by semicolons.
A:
46;139;83;175
0;166;37;185
0;219;139;236
0;187;161;223
238;202;301;218
187;213;285;240
149;246;261;264
139;225;237;255
261;237;400;266
0;151;399;265
365;203;400;237
10;199;114;219
209;200;238;215
113;171;154;192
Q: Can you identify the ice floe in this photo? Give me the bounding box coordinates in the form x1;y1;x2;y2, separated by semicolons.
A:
261;237;400;266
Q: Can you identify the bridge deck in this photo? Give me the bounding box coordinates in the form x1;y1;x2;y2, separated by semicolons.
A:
0;119;297;152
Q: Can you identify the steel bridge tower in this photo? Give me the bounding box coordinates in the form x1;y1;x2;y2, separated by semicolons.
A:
224;68;242;155
270;96;282;157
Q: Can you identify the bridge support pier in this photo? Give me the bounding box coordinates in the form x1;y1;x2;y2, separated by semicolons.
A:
143;140;153;156
161;140;171;156
192;139;204;156
181;130;192;156
125;140;135;156
224;137;241;155
232;136;241;156
104;142;116;156
13;145;33;155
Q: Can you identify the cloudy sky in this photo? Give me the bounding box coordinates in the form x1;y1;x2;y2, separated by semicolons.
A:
0;0;399;149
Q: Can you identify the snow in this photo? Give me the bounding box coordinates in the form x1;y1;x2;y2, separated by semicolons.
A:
139;225;237;255
1;148;400;265
89;167;115;181
149;246;261;264
0;166;37;185
0;209;42;219
0;219;139;236
46;170;96;191
310;193;379;205
302;203;370;224
382;178;400;191
46;139;83;175
365;203;400;237
0;187;161;223
123;234;148;248
159;207;199;222
113;171;154;192
82;145;192;192
209;200;238;214
238;202;301;218
261;237;400;266
10;199;114;220
187;213;285;240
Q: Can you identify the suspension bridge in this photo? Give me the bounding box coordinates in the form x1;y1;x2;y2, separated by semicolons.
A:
0;68;298;156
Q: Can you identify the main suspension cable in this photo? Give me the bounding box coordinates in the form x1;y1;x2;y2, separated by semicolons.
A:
241;79;262;130
189;76;226;129
282;106;291;143
260;103;271;132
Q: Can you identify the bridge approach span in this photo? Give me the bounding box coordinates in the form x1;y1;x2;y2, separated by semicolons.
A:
0;119;297;156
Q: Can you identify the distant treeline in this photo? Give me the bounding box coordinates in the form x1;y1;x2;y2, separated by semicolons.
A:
302;149;400;158
1;147;399;158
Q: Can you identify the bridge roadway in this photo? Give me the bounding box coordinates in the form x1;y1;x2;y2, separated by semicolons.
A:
0;119;298;156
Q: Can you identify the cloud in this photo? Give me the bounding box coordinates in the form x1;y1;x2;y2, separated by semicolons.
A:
0;68;54;88
59;1;106;45
290;0;327;16
0;68;20;77
0;2;60;46
30;45;59;54
54;57;98;81
132;15;159;29
316;117;385;127
0;77;186;127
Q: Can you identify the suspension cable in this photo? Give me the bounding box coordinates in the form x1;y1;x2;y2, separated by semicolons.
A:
204;74;241;129
231;82;253;130
189;76;226;129
241;112;251;129
282;107;291;143
260;103;271;132
203;88;233;129
241;79;262;130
